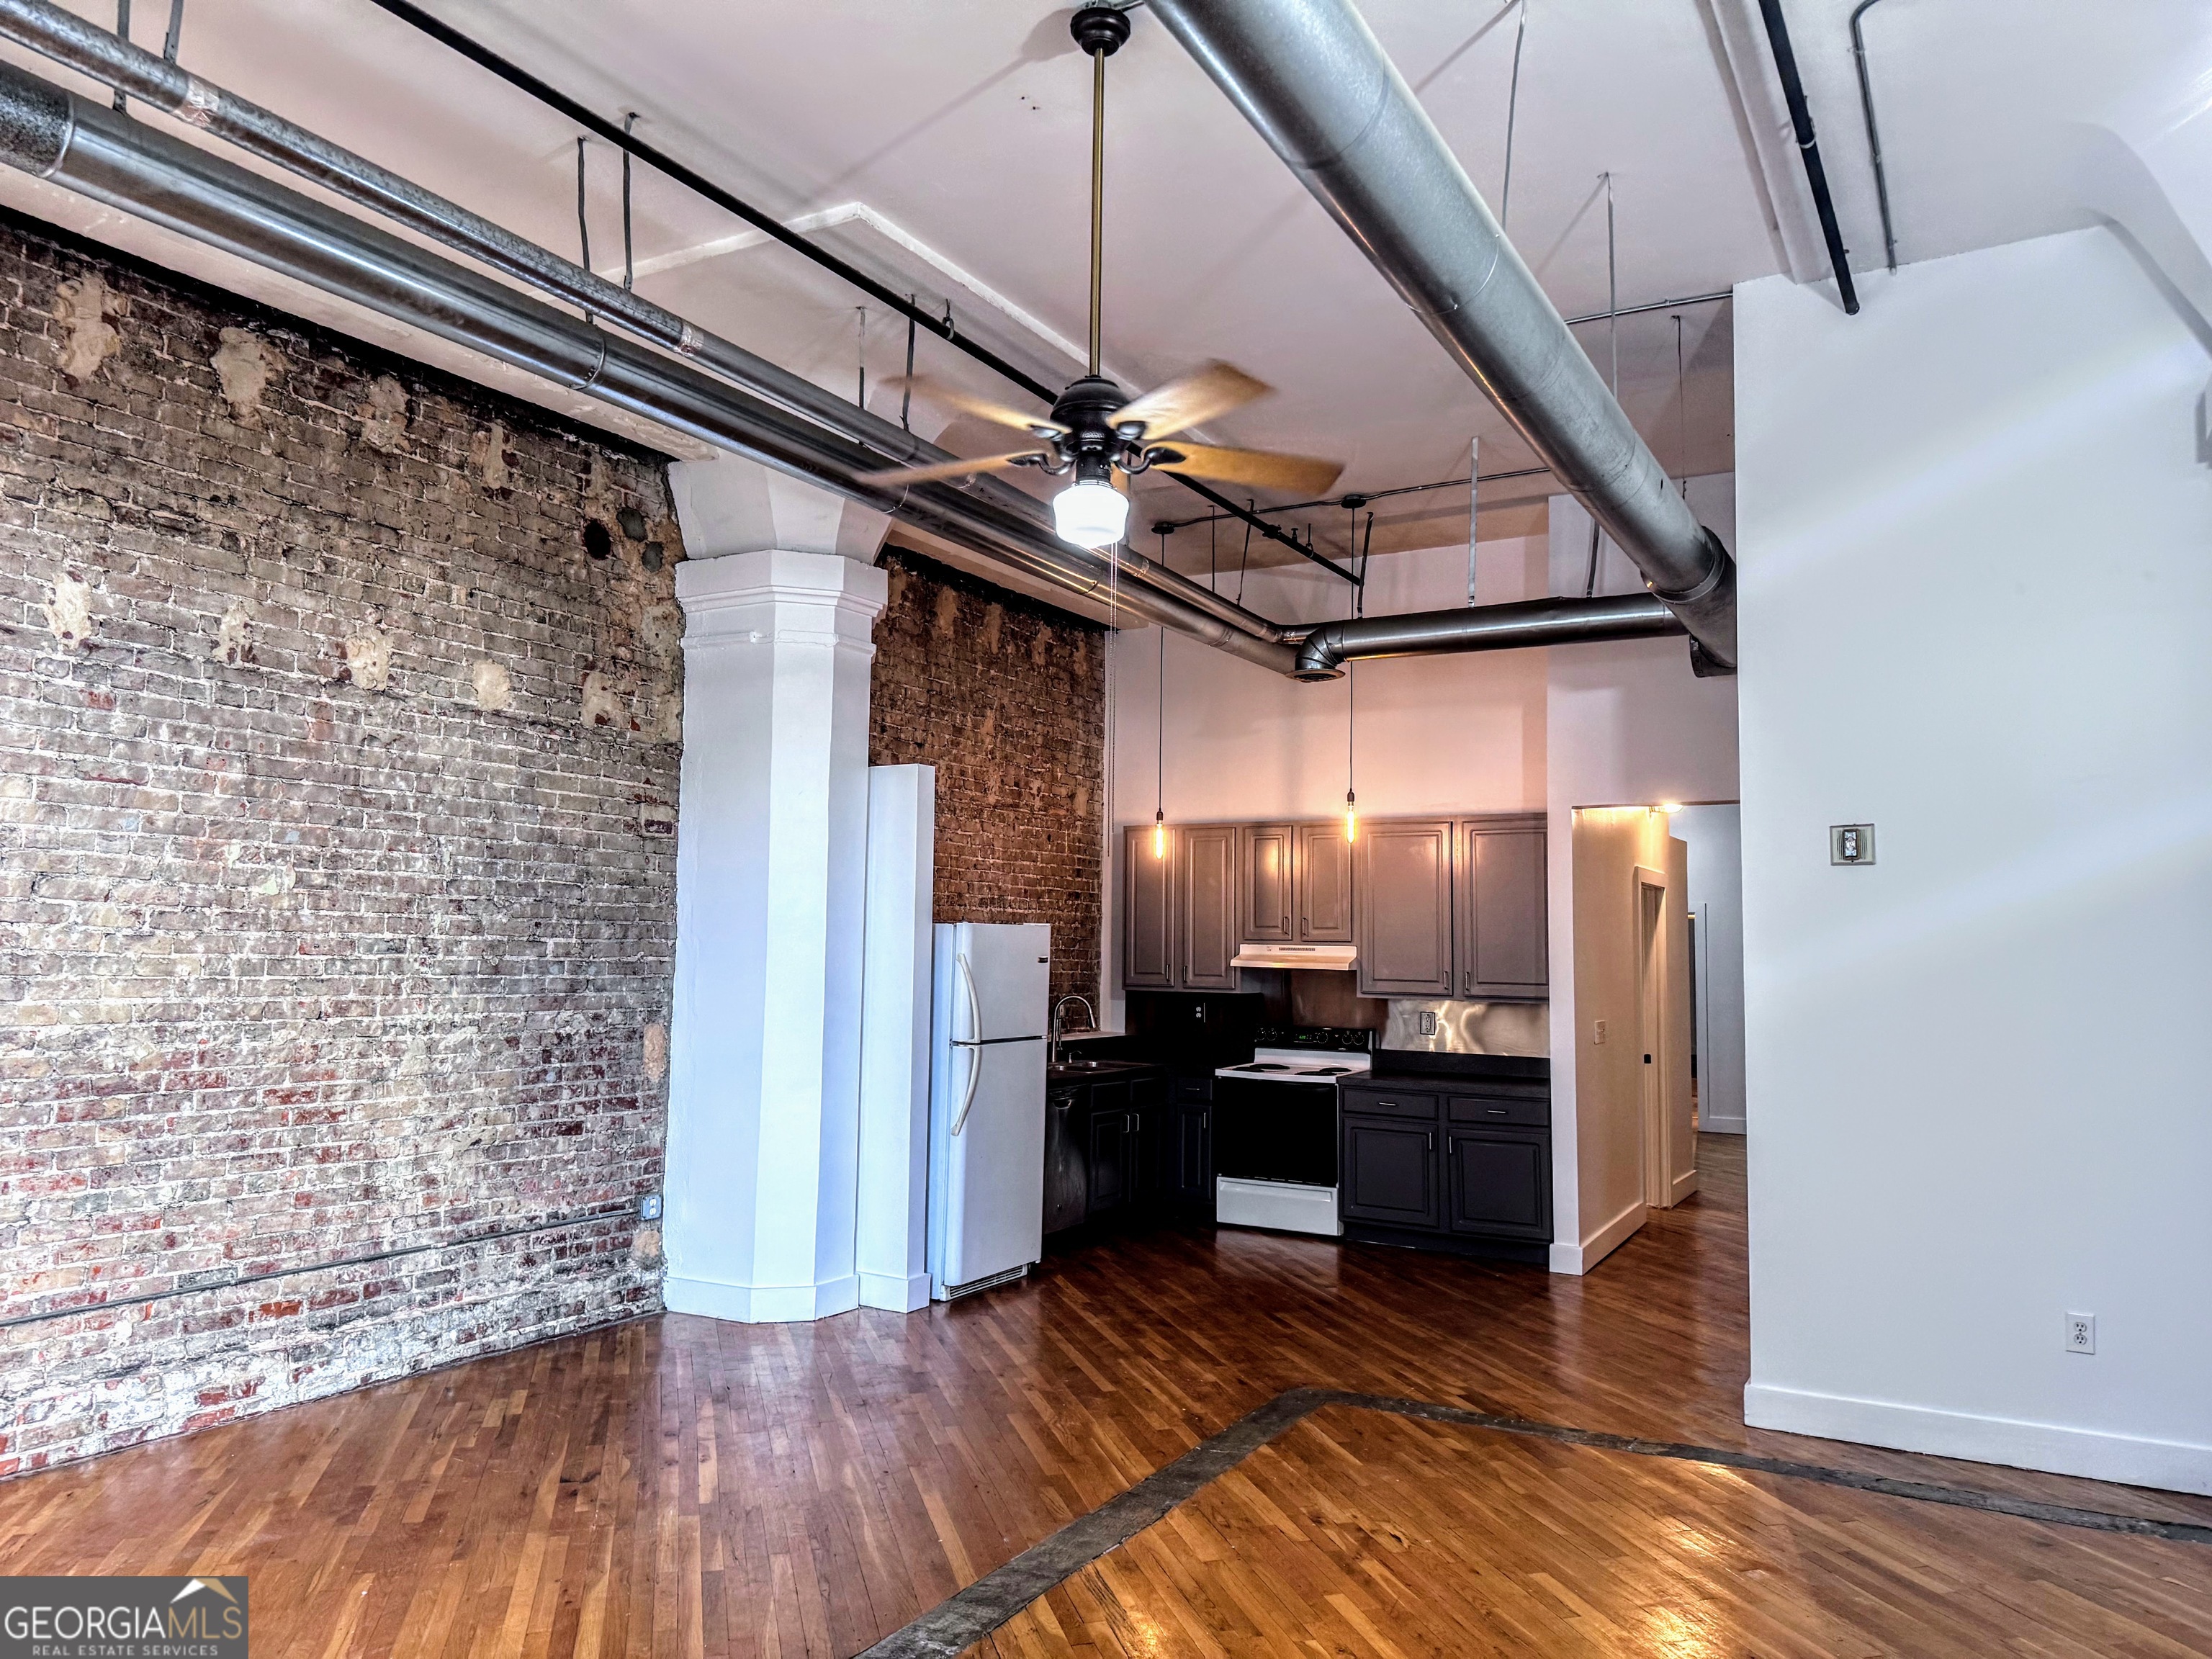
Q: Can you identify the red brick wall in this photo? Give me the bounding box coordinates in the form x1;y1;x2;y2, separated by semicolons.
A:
869;547;1105;1010
0;214;679;1473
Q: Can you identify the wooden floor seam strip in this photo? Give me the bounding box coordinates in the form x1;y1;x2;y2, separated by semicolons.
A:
854;1385;2212;1659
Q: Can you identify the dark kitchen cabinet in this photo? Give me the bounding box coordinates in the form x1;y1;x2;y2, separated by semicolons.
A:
1044;1089;1088;1234
1458;815;1547;999
1045;1070;1170;1235
1179;824;1241;990
1166;1074;1215;1213
1341;1115;1440;1228
1123;824;1176;989
1446;1128;1550;1239
1241;824;1295;943
1356;819;1455;997
1087;1101;1133;1217
1296;823;1354;943
1343;1076;1551;1259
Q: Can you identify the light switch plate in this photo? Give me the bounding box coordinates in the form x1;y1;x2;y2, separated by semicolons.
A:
1830;823;1876;866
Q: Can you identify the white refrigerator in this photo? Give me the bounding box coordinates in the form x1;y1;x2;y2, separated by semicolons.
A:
927;921;1049;1301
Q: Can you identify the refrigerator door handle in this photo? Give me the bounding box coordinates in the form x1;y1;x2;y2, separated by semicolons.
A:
951;1038;981;1136
956;950;981;1046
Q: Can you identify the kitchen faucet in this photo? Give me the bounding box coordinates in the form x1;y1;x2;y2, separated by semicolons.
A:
1050;994;1096;1068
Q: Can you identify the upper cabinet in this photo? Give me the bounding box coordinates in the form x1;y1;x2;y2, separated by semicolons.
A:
1458;815;1548;999
1295;823;1354;943
1355;819;1456;995
1125;814;1547;1000
1179;824;1241;990
1239;824;1295;943
1123;824;1177;989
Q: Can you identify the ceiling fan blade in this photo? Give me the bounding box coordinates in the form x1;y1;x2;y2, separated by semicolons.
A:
1112;361;1271;439
1145;443;1343;496
857;451;1048;485
882;376;1068;434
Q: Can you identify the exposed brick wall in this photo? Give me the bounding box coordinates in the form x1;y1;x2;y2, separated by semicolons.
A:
0;212;682;1474
870;547;1105;1009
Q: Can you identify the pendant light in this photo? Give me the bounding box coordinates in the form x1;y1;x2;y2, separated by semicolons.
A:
1061;15;1130;552
1153;563;1168;858
1343;509;1372;844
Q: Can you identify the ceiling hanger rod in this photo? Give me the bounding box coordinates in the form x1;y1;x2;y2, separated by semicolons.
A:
1152;464;1554;535
361;0;1322;578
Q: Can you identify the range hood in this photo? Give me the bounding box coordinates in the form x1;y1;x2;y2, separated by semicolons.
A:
1228;944;1359;971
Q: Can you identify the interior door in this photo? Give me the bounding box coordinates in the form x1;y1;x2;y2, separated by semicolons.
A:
1296;822;1353;943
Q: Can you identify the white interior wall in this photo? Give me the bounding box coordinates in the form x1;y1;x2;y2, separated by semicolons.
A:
1671;804;1748;1135
1736;228;2212;1493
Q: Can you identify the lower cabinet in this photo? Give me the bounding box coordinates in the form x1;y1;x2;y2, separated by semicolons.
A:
1168;1075;1214;1215
1045;1071;1169;1235
1341;1076;1550;1256
1444;1128;1550;1240
1341;1116;1440;1228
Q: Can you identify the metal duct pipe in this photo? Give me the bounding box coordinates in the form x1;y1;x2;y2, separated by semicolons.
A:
0;58;1296;671
0;0;1291;652
1290;594;1685;680
1146;0;1739;674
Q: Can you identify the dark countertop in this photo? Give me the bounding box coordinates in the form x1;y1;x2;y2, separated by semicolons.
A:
1046;1058;1162;1087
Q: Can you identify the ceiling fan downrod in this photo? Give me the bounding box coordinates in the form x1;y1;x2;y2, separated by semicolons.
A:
1071;5;1129;379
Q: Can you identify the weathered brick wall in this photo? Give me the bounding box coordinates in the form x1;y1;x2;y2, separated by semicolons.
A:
870;547;1105;1010
0;213;681;1474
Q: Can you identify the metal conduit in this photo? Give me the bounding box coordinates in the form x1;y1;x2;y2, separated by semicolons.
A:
1290;594;1684;680
1145;0;1738;674
0;0;1291;654
0;57;1296;670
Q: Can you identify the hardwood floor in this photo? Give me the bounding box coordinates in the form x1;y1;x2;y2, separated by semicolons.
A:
2;1136;2206;1656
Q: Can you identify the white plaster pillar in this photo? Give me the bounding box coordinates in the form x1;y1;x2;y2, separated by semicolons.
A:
663;549;888;1322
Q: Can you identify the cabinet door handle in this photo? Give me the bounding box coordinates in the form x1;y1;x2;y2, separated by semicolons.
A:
1424;1132;1434;1151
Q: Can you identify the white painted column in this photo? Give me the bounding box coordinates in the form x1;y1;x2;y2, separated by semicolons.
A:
856;764;936;1312
663;549;888;1323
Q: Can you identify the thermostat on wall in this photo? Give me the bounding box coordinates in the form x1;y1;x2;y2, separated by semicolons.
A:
1830;824;1876;866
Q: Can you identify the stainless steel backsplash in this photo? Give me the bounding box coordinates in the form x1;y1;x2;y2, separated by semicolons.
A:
1382;999;1549;1057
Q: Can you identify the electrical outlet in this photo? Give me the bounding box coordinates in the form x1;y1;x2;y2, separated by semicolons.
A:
1593;1019;1608;1046
2064;1312;2095;1354
639;1192;662;1222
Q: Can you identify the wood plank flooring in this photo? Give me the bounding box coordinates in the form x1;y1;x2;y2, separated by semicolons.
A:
2;1136;2207;1656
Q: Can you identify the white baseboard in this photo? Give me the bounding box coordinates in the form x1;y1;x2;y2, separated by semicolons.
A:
858;1270;930;1313
1744;1382;2212;1497
1668;1166;1701;1206
1699;1115;1746;1136
664;1272;861;1324
1547;1197;1647;1276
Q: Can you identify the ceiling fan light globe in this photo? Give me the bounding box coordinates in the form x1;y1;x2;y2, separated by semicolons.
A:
1053;480;1129;549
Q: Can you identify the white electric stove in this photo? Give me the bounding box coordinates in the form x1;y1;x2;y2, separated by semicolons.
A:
1212;1043;1371;1236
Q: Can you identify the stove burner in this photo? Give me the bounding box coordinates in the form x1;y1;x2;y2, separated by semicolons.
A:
1240;1062;1293;1072
1308;1066;1352;1075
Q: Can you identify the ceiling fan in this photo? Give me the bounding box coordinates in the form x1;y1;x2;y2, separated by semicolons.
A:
860;4;1344;551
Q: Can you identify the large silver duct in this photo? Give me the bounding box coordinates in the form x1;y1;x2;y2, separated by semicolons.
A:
1146;0;1739;674
0;0;1292;655
0;56;1298;671
1290;594;1685;680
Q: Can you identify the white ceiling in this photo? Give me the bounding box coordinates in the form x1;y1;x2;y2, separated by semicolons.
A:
6;1;2206;573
